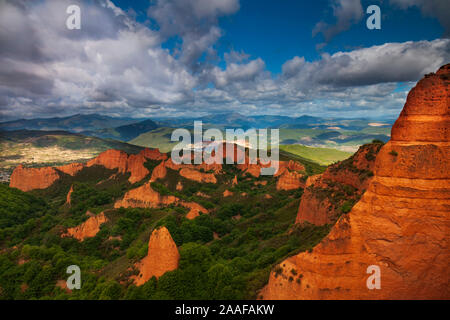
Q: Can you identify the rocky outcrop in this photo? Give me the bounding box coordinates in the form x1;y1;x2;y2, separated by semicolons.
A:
10;147;166;191
179;168;217;183
223;189;233;197
182;201;208;220
115;181;208;220
262;64;450;300
56;163;84;176
295;142;382;226
114;183;178;208
150;161;167;182
140;148;168;161
87;149;149;184
276;170;305;191
62;212;108;241
10;165;60;192
66;185;74;205
134;227;180;285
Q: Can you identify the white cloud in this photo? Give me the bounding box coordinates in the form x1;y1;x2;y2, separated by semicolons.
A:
0;0;448;121
313;0;363;42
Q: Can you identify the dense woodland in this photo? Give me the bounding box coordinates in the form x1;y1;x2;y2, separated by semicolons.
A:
0;151;337;300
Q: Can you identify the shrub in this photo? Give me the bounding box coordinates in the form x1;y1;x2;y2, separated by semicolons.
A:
389;150;398;156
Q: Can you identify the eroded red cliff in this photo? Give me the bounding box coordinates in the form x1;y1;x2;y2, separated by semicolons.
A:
295;142;381;225
262;64;450;300
10;165;60;192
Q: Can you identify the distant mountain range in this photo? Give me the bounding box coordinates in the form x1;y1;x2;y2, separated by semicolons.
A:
0;113;394;155
0;114;138;132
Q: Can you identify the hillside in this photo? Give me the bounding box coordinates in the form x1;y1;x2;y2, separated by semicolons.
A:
83;119;159;142
279;144;351;165
0;144;333;299
0;114;138;133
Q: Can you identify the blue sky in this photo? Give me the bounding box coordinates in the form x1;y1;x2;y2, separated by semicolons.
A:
0;0;449;120
114;0;445;73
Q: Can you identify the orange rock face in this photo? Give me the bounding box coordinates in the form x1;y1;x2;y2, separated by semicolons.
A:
114;181;208;220
140;148;168;161
150;160;167;182
114;182;178;208
9;147;166;191
56;163;85;176
276;170;305;191
87;149;150;184
134;227;180;285
62;212;108;241
296;143;381;226
66;185;74;205
182;201;208;220
179;168;217;183
10;165;60;192
223;189;233;197
262;64;450;300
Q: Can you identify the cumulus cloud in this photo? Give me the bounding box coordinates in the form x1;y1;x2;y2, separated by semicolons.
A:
283;39;450;87
0;0;196;119
0;0;448;121
147;0;239;69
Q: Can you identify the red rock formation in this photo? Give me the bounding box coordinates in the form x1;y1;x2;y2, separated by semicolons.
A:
55;280;71;293
182;201;208;220
295;142;381;226
255;180;268;186
115;181;208;220
237;163;261;177
62;212;108;241
126;153;150;183
10;165;60;192
56;163;84;176
134;227;180;285
87;149;128;171
66;185;74;205
276;170;304;191
140;148;167;161
179;168;217;183
275;160;306;178
114;183;178;208
262;64;450;300
87;149;150;184
150;160;167;182
223;189;233;197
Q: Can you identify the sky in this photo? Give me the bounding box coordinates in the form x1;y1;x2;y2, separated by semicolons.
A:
0;0;449;121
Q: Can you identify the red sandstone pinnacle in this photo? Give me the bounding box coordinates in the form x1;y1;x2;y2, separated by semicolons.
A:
262;64;450;300
134;226;180;285
66;185;74;205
